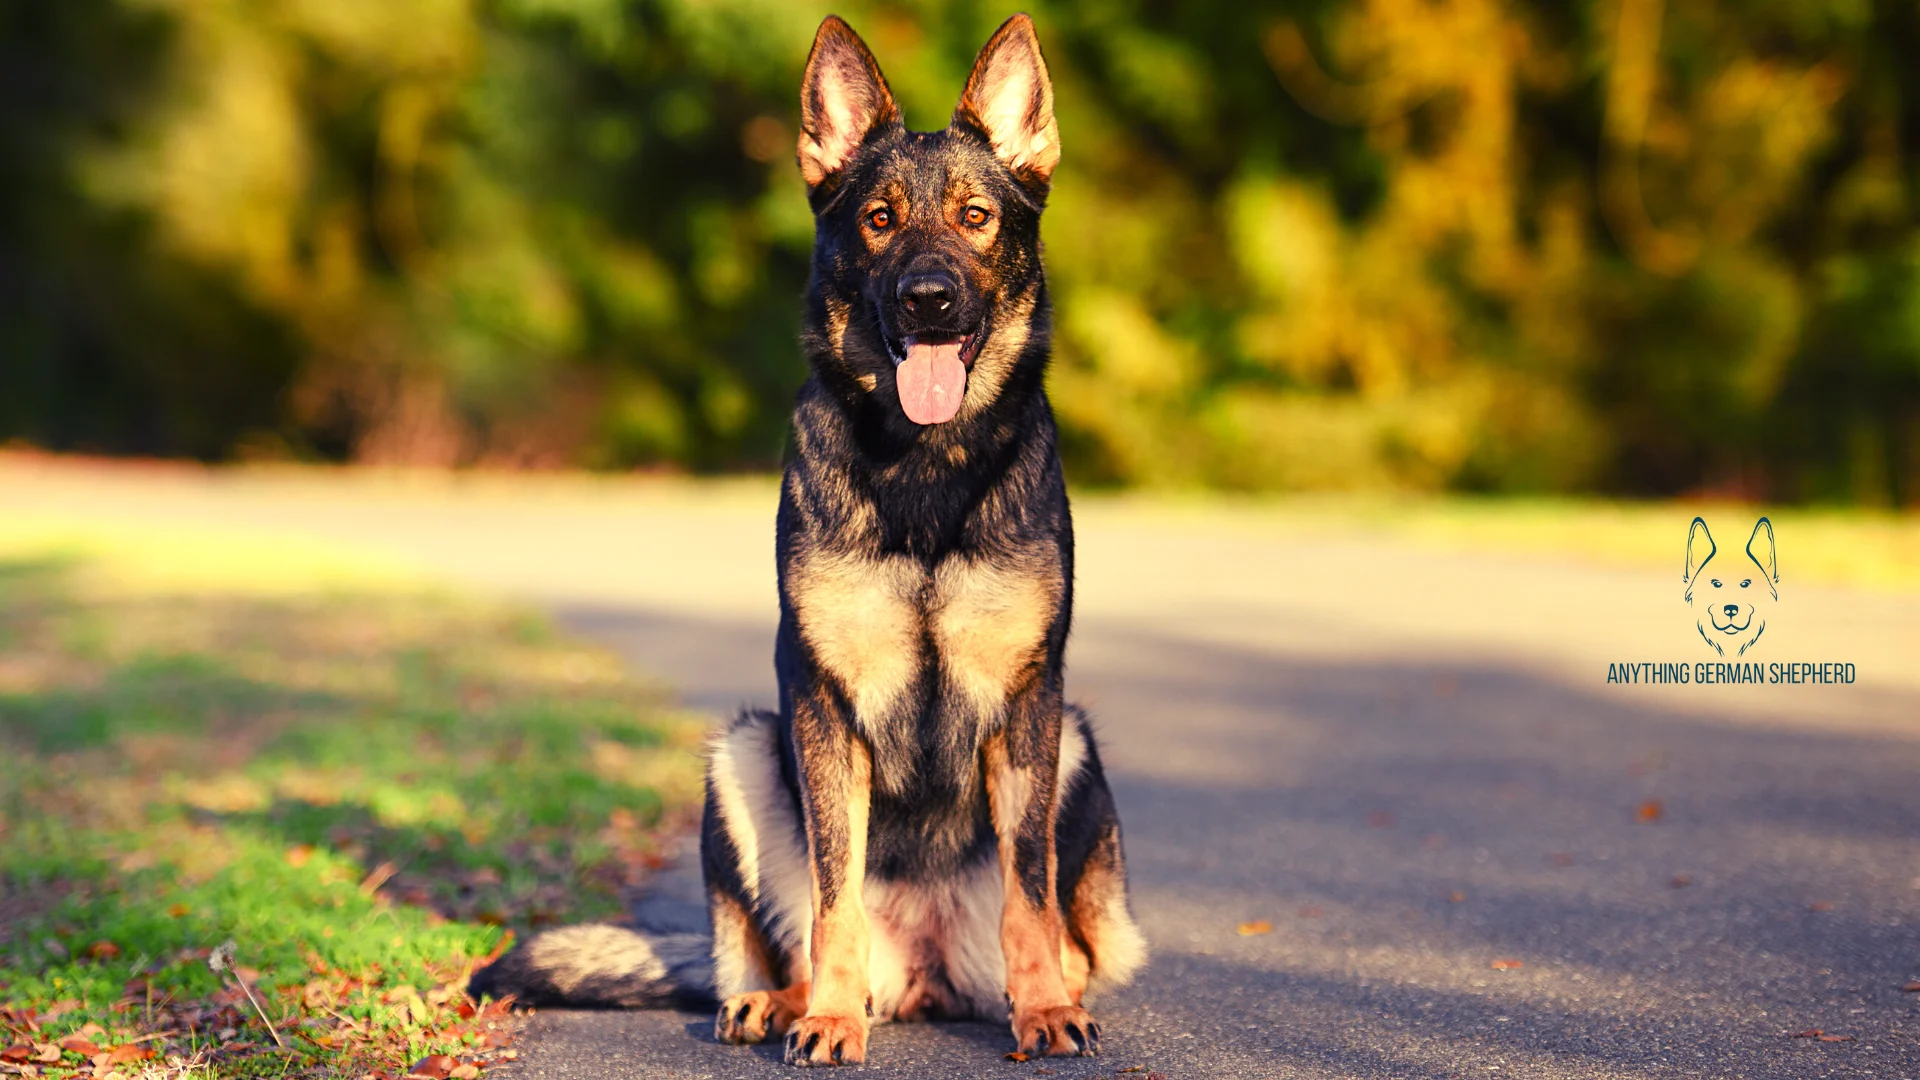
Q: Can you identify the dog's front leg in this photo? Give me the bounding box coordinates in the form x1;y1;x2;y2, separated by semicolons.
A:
985;698;1100;1058
784;694;873;1067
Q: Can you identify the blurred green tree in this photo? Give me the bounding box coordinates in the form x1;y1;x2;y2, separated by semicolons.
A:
1;0;1915;504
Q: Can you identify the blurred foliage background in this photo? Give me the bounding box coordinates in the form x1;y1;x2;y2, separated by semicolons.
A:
2;0;1917;503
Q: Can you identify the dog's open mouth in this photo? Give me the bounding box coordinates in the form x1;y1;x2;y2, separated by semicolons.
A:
887;331;980;425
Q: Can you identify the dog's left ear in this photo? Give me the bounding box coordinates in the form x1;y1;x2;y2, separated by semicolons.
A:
1746;517;1779;597
954;14;1059;189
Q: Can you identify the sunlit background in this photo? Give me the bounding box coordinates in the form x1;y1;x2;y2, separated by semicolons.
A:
5;0;1917;503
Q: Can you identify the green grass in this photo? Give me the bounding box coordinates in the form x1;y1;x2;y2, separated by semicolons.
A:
0;539;703;1078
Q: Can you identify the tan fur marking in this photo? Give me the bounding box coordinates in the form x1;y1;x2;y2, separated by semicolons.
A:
959;286;1035;421
789;553;924;727
825;296;851;355
932;553;1058;719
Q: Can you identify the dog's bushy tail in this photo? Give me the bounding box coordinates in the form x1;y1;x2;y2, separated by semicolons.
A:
466;923;714;1010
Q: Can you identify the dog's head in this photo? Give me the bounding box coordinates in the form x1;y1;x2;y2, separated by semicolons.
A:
1683;517;1779;656
795;15;1057;429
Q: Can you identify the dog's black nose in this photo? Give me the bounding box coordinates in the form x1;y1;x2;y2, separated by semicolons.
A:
898;271;957;315
1724;604;1738;618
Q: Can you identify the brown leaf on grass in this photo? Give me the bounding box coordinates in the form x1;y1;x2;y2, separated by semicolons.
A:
1636;800;1663;824
1004;1051;1030;1062
360;862;399;897
1901;981;1920;992
0;1047;29;1064
32;1045;59;1064
285;845;315;868
450;1064;480;1079
55;1036;99;1056
1490;958;1524;970
86;941;120;961
1670;874;1694;888
408;1054;456;1079
1816;1034;1854;1042
103;1045;152;1066
167;904;190;918
1237;920;1273;936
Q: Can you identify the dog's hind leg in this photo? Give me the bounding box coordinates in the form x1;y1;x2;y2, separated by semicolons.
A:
1054;708;1147;1001
705;711;814;1045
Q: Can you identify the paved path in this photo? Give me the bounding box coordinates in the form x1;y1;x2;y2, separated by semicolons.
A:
6;460;1920;1078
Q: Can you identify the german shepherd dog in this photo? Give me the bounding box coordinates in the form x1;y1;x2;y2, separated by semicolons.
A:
469;14;1146;1066
1683;516;1779;657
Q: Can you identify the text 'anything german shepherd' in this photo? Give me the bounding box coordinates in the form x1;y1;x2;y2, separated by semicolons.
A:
468;14;1146;1066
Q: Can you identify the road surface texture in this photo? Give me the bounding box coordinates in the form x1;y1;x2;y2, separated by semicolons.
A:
7;459;1919;1079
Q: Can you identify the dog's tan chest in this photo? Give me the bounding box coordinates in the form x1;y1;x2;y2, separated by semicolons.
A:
786;549;1061;725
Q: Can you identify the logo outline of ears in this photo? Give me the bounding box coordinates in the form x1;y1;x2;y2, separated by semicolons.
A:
1684;517;1716;597
1746;517;1778;598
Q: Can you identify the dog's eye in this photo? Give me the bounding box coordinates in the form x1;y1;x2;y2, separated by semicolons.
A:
1740;579;1751;588
1710;579;1721;588
867;207;892;231
964;205;991;228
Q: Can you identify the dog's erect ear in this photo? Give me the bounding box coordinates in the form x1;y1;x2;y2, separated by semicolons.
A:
1683;517;1715;592
954;14;1059;188
798;16;900;191
1746;517;1779;597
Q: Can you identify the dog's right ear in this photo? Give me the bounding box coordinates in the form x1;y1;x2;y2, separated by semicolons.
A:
1683;517;1715;593
797;16;900;192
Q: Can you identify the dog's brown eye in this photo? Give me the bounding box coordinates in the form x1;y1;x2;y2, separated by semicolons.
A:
867;207;892;230
964;206;991;227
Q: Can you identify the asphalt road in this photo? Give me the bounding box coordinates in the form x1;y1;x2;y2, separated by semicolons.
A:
7;461;1919;1078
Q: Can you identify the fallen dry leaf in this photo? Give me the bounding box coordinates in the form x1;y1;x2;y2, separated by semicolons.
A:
1788;1029;1824;1038
1670;874;1694;888
85;941;119;961
1901;981;1920;992
55;1036;99;1057
1490;958;1524;970
33;1046;59;1064
0;1047;29;1064
105;1045;154;1066
1237;920;1273;936
1636;800;1663;824
167;904;190;918
1808;901;1834;912
450;1064;480;1079
1004;1051;1030;1062
1448;890;1467;903
1816;1034;1854;1043
285;845;315;868
407;1055;455;1080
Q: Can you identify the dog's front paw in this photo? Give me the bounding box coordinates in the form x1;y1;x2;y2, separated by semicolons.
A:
783;1013;868;1066
716;990;801;1045
1011;1003;1100;1057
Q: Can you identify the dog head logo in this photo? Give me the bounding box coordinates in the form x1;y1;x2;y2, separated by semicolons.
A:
1683;517;1778;657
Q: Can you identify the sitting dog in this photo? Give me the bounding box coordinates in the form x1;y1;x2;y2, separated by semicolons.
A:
1683;516;1779;656
470;14;1145;1066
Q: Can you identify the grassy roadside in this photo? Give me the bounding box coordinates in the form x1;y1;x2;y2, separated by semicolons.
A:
0;528;704;1079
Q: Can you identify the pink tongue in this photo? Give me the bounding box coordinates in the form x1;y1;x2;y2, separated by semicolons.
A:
896;340;967;425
